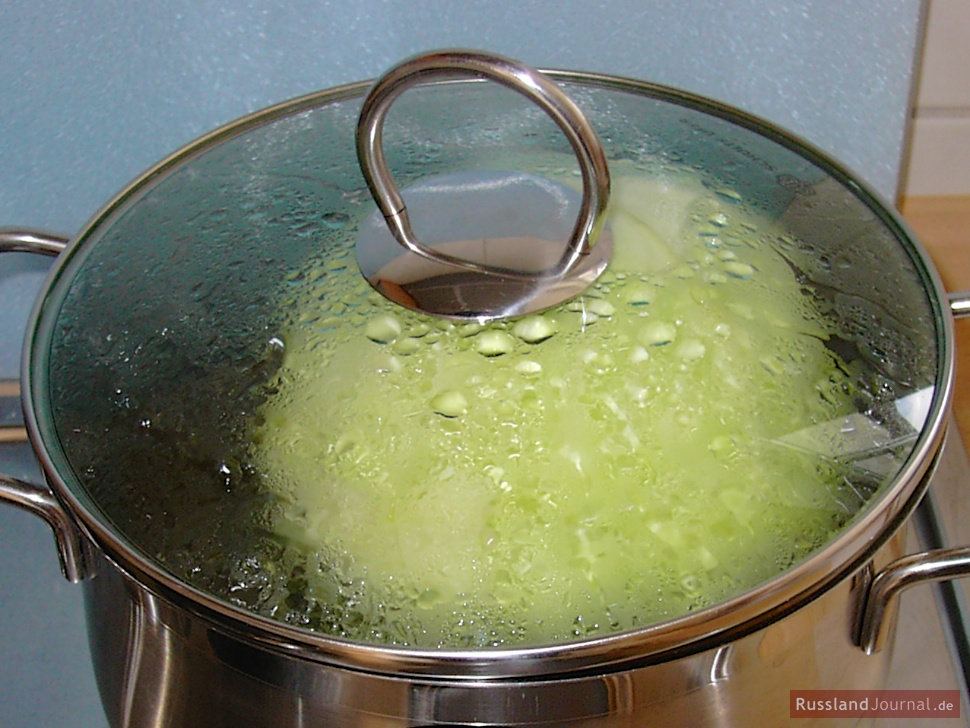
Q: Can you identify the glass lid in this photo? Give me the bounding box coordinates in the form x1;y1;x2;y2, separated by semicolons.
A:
29;60;944;651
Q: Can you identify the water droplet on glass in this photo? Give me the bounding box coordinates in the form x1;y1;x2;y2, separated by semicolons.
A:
639;321;677;346
321;211;349;230
723;261;754;279
512;316;557;344
476;330;515;357
715;188;743;204
431;389;468;418
365;314;402;344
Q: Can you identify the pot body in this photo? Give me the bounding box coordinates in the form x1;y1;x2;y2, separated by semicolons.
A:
86;528;905;728
3;58;962;726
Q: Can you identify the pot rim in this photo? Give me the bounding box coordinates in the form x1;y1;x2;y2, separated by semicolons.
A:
19;68;956;680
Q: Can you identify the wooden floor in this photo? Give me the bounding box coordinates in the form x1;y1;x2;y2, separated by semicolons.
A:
900;195;970;450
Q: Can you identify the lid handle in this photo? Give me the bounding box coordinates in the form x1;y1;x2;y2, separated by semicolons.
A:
355;49;612;320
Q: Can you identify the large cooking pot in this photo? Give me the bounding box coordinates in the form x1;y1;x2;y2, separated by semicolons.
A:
2;50;970;726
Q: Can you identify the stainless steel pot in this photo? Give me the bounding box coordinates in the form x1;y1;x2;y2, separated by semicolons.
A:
2;50;970;726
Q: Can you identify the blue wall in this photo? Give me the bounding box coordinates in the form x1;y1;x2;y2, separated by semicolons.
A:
2;0;923;235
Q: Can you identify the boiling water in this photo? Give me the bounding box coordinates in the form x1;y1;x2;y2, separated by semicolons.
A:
250;174;862;648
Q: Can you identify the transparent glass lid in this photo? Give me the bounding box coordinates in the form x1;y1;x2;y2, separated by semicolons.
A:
32;72;943;649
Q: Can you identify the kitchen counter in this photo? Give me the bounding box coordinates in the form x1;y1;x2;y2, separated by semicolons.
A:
901;195;970;451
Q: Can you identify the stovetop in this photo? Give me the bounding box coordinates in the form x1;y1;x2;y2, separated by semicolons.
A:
1;252;968;727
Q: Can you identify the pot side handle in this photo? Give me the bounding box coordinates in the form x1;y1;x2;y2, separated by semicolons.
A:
857;378;970;656
949;291;970;320
857;545;970;654
0;472;94;583
0;229;95;583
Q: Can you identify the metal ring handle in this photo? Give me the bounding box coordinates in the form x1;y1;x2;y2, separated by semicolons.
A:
0;228;67;444
356;49;610;280
0;228;69;256
858;545;970;654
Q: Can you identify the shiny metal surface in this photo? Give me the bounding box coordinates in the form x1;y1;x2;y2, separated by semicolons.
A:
86;532;904;727
950;290;970;320
74;434;968;726
851;294;970;655
355;50;612;319
0;469;94;583
1;63;970;725
0;228;69;257
5;66;959;680
859;545;970;655
899;426;970;701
